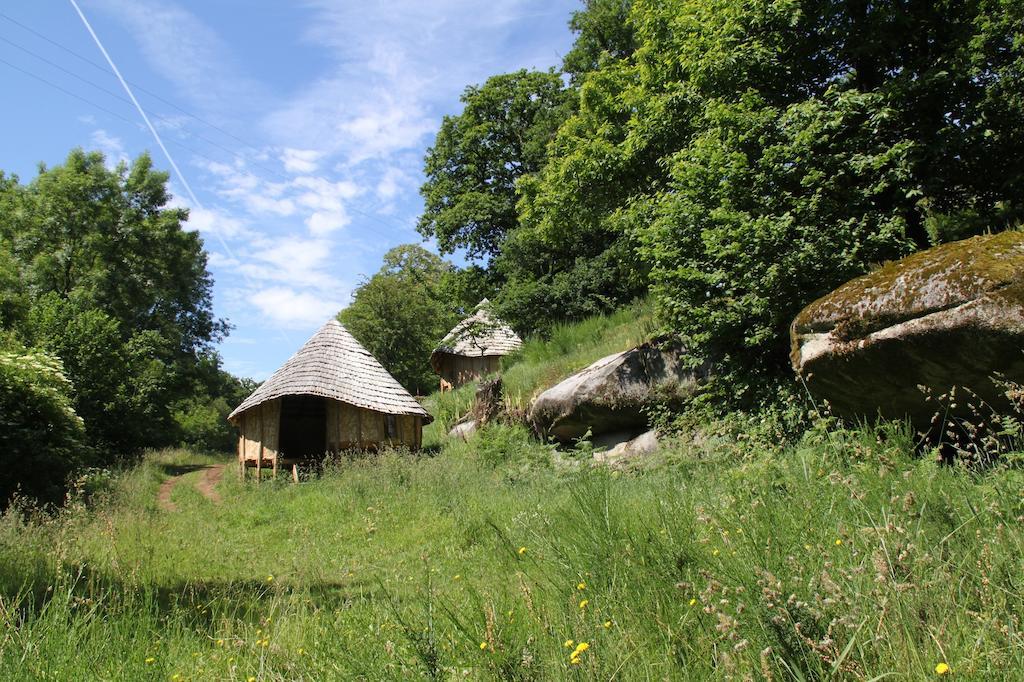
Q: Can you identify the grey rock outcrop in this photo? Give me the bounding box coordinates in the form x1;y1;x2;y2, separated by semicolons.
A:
529;338;703;442
593;430;660;465
791;231;1024;428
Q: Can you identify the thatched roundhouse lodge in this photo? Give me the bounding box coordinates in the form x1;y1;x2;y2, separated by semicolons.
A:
228;319;432;477
430;299;523;389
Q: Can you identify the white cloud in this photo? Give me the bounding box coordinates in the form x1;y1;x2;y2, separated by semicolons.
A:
376;166;410;201
181;205;250;238
238;235;342;291
281;148;323;174
91;129;128;167
89;0;267;115
249;286;346;327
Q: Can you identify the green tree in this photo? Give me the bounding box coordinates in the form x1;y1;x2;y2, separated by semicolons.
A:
417;70;571;262
0;149;229;455
563;0;637;82
339;245;474;394
0;343;87;505
626;0;1024;398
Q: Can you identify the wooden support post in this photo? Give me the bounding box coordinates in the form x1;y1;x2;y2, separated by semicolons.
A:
256;454;261;483
272;455;278;479
292;464;299;484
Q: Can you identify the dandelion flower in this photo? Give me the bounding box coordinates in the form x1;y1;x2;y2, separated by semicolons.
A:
144;657;156;664
266;575;274;582
518;547;527;555
298;648;305;655
689;598;697;606
216;639;224;646
604;620;612;629
579;599;589;609
574;642;590;653
712;549;720;556
564;639;574;648
479;641;488;650
834;539;843;546
577;582;586;590
935;662;950;675
570;656;581;665
248;677;256;682
804;544;811;550
453;574;461;580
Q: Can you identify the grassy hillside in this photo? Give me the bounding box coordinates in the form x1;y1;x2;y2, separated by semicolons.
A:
0;308;1021;680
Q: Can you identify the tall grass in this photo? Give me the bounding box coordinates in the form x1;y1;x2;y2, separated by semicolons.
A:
0;425;1020;679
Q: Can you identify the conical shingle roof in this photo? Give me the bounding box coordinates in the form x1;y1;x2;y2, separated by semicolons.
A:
431;299;523;365
229;320;432;423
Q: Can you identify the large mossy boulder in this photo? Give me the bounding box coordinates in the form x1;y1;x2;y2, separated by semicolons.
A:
529;339;703;442
791;231;1024;428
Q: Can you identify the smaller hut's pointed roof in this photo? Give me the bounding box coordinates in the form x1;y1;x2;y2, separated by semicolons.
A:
431;300;523;366
229;320;432;423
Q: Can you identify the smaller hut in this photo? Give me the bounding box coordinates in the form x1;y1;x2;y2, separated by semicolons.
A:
430;299;522;389
228;320;432;478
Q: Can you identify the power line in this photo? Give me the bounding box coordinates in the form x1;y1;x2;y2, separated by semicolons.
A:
0;32;295;181
8;5;413;237
0;50;413;238
0;57;278;183
0;10;263;154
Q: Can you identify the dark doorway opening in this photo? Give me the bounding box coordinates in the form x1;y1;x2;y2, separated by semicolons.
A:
279;395;326;460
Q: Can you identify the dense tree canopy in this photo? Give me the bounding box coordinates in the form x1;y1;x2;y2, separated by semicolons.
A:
0;149;238;479
417;69;572;262
339;245;487;395
413;0;1024;401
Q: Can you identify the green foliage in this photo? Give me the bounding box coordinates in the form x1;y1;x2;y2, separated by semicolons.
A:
418;69;572;262
0;425;1020;678
0;148;240;495
339;245;476;395
562;0;636;81
0;345;87;505
521;0;1024;400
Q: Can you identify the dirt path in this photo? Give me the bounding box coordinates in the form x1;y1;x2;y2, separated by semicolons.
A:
157;464;226;511
195;464;225;503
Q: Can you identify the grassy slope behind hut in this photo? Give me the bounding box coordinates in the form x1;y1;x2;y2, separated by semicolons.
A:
0;304;1021;680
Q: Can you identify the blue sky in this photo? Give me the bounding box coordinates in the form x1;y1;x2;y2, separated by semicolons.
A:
1;0;579;380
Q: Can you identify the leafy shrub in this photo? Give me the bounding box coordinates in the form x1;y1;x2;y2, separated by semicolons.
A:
0;347;88;505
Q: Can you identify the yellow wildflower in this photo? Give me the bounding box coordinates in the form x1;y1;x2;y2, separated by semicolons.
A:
564;639;574;648
453;574;461;580
145;657;156;664
298;648;305;655
603;620;612;629
689;598;697;606
479;641;488;650
574;642;590;654
266;575;274;582
248;677;256;682
518;546;527;555
935;662;950;675
712;549;720;556
835;539;843;546
216;639;224;646
578;599;589;609
804;544;811;550
577;582;586;590
570;656;581;665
